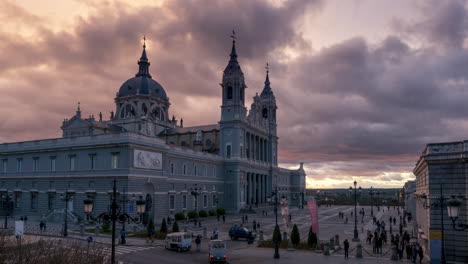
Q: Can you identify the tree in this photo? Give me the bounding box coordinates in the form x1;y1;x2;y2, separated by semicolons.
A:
273;224;282;243
172;221;179;232
175;212;186;221
147;218;155;233
160;218;168;233
307;226;317;247
291;224;300;246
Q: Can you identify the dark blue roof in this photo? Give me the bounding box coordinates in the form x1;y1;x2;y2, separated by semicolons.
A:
118;75;168;101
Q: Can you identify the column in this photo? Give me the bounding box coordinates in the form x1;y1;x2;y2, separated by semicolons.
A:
246;173;250;204
261;139;264;162
264;139;267;162
260;174;264;204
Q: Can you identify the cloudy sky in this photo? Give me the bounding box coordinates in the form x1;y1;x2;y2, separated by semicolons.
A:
2;0;468;189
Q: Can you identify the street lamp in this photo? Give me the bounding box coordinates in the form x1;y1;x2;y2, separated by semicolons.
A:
2;192;13;229
60;191;74;237
190;185;202;226
447;196;467;231
416;185;448;264
349;181;361;241
369;187;380;216
267;186;284;259
83;179;145;264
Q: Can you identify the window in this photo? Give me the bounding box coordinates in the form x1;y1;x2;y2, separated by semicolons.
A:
194;166;197;176
262;108;268;118
69;156;76;171
89;154;96;170
2;159;7;173
182;195;187;209
112;153;119;169
169;195;175;210
226;145;231;158
50;157;56;171
240;145;243;158
227;86;233;99
240;88;244;101
212;194;217;207
170;163;175;174
15;193;21;208
31;192;38;209
183;165;186;175
33;158;39;172
203;195;208;208
48;193;55;210
16;159;22;172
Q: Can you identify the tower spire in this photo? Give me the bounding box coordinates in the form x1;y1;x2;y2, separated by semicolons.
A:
261;62;273;97
136;35;151;77
229;30;238;62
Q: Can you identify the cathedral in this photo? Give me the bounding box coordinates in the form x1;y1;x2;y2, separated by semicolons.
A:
0;37;306;225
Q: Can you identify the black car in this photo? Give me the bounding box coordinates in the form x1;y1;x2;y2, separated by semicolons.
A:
229;225;256;241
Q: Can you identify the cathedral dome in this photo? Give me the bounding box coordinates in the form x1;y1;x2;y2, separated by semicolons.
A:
117;41;168;102
118;75;167;101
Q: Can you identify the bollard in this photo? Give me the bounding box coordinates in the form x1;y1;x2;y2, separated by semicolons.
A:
259;230;264;242
94;226;99;237
356;243;363;258
203;227;207;239
324;242;330;255
391;245;398;260
80;224;84;237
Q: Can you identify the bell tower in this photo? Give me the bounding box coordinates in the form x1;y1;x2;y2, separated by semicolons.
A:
259;64;278;165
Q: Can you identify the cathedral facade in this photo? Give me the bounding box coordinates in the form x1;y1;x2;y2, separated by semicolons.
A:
0;38;306;225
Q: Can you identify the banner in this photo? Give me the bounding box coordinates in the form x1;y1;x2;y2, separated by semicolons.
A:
280;199;290;232
307;199;319;234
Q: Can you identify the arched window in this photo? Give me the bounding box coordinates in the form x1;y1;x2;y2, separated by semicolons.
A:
262;108;268;118
227;86;233;100
142;103;148;115
152;107;161;120
125;104;135;117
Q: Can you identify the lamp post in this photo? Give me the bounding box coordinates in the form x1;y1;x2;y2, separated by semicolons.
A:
83;179;145;264
190;185;202;226
349;181;361;242
60;191;74;237
268;186;281;259
2;192;13;229
418;185;449;264
369;187;380;217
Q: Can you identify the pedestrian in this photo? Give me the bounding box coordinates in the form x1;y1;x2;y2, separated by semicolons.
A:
344;239;350;258
217;214;220;222
253;220;257;231
222;215;226;223
412;243;418;263
195;235;201;252
417;244;423;263
289;214;292;221
39;221;44;232
147;227;154;243
245;215;248;222
120;228;126;245
242;215;245;223
257;222;260;230
406;241;412;260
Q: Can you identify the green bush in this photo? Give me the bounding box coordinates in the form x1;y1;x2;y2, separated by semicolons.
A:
187;210;198;219
172;221;179;232
273;225;282;243
216;208;226;215
291;224;300;246
208;209;217;216
147;219;155;234
160;218;168;233
175;212;186;221
101;221;110;233
307;226;317;247
198;210;208;217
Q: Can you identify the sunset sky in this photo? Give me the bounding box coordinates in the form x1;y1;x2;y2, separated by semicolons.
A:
2;0;468;189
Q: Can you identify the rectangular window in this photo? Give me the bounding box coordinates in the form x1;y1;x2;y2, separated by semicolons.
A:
203;194;208;208
89;154;96;170
33;158;39;172
16;159;22;172
15;193;21;208
194;166;197;176
170;163;174;174
69;156;76;171
169;195;175;210
182;195;187;209
226;145;231;158
112;153;119;169
183;165;186;175
212;194;217;207
48;193;55;210
50;157;56;171
31;192;38;209
2;159;7;173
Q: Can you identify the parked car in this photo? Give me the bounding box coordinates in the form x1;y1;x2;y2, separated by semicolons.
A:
208;240;227;263
165;232;192;252
228;225;256;241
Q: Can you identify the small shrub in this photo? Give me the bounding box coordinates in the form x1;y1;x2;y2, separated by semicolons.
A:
216;208;226;215
208;209;217;216
291;224;300;246
175;212;186;221
187;210;198;219
172;221;179;232
198;210;208;217
307;226;317;247
273;225;282;243
147;219;155;234
101;221;110;233
160;218;168;234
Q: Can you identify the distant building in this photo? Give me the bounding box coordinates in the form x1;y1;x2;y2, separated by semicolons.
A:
0;38;306;225
403;180;416;217
413;141;468;263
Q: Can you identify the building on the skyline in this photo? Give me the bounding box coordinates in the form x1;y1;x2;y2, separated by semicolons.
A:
0;38;306;226
403;180;416;219
413;142;468;263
